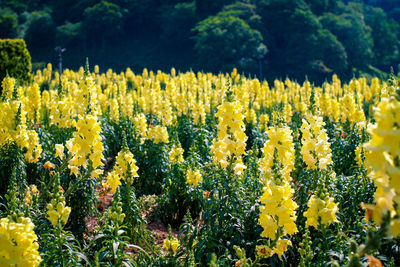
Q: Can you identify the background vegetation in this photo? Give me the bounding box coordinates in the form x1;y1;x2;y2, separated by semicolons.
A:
0;0;399;83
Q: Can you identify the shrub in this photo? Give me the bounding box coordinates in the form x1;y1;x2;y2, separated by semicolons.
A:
0;39;32;88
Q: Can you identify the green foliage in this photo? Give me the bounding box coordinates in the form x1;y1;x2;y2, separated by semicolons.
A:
83;1;125;43
196;0;235;19
24;11;56;52
364;6;400;66
0;8;18;38
160;1;197;46
3;0;399;83
192;161;263;265
192;15;266;73
89;188;131;266
0;142;26;205
56;21;83;47
314;29;348;74
157;161;202;226
320;6;374;71
306;0;338;15
220;1;263;30
0;39;32;86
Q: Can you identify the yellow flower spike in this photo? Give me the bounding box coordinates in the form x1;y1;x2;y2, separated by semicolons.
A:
67;115;104;177
301;113;332;170
163;237;179;253
169;144;184;164
109;148;140;184
258;125;297;258
211;99;248;168
46;208;59;228
364;93;400;238
304;194;338;228
105;172;121;193
0;217;42;266
61;206;71;225
233;161;247;176
147;125;169;143
186;169;202;187
273;239;292;259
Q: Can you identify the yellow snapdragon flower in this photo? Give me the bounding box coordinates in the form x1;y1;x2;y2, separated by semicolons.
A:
46;197;71;228
147;125;169;144
0;217;42;266
162;237;179;253
169;144;184;164
301;113;332;170
364;96;400;236
304;194;338;228
186;169;202;187
211;98;248;168
66;115;104;178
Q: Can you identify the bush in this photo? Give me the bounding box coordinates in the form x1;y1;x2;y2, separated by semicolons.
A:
0;38;32;87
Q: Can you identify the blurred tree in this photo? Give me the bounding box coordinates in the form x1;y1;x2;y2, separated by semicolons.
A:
51;0;97;25
305;0;338;15
0;0;27;13
314;29;348;74
192;15;266;73
0;8;19;38
24;11;56;53
282;9;347;80
196;0;235;19
159;1;197;46
83;1;126;50
56;22;83;48
364;6;399;66
391;8;400;24
320;6;374;71
116;0;162;27
220;1;263;30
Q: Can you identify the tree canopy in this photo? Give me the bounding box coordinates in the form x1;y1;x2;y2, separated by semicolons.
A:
1;0;399;82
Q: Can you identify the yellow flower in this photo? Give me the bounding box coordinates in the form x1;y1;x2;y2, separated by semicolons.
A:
47;198;71;228
147;125;169;143
24;185;39;206
256;245;272;258
113;147;139;184
163;237;179;253
364;95;400;237
272;239;292;259
211;98;247;168
169;144;184;164
304;194;338;228
69;166;79;176
67;115;104;177
55;144;65;160
233;160;247;176
104;171;121;193
301;113;332;170
186;169;202;187
132;113;148;139
0;217;42;266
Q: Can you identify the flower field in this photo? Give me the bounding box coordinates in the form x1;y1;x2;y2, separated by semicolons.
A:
0;63;399;266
